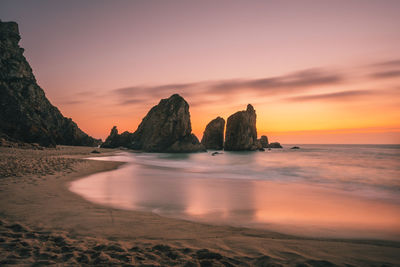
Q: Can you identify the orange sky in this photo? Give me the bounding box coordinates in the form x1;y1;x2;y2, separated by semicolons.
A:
1;0;400;143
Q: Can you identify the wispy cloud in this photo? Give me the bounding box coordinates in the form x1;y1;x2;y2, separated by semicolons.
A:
286;89;375;102
370;59;400;68
120;98;146;105
62;61;400;110
113;82;201;101
367;59;400;80
370;70;400;79
208;69;343;94
110;68;345;107
55;90;104;106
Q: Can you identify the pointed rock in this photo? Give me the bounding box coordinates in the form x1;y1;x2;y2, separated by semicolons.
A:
102;94;205;152
201;117;225;150
101;126;132;148
224;104;258;151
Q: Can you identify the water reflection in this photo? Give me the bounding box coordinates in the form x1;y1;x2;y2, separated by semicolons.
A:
72;147;400;240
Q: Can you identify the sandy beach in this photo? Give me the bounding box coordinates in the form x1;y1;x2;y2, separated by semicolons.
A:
0;146;398;266
1;0;400;265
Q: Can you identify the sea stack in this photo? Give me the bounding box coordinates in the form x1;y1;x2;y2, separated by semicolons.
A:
102;94;205;153
259;135;269;148
201;117;225;150
224;104;259;151
101;126;133;148
0;21;99;147
101;126;120;148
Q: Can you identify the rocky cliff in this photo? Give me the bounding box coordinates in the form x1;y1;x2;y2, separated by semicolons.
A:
201;117;225;150
0;20;99;147
102;94;205;152
224;104;259;151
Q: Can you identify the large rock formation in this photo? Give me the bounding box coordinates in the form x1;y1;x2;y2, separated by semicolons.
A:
101;126;133;148
224;104;260;151
102;94;205;152
259;135;269;148
0;20;99;147
201;117;225;150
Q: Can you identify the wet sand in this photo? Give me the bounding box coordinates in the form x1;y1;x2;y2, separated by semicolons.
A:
0;146;399;266
70;153;400;241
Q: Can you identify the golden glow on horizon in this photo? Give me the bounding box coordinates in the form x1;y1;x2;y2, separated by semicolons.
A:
56;81;400;144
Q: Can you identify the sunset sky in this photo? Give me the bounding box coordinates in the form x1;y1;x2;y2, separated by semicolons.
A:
1;0;399;143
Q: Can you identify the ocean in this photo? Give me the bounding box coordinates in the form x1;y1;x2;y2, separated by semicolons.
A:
70;144;400;240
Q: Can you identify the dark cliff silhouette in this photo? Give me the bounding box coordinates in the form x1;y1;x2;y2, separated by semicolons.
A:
0;20;99;147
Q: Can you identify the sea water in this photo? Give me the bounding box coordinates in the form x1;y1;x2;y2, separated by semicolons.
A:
70;145;400;240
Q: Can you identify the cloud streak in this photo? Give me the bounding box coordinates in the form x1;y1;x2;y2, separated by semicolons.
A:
286;90;375;102
370;70;400;79
63;62;400;110
209;69;343;94
367;59;400;80
110;68;345;107
370;59;400;68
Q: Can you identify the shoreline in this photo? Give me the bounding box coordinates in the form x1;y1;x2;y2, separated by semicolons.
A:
71;152;400;242
0;146;399;266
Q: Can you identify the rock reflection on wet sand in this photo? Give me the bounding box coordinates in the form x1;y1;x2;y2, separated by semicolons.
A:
70;146;400;240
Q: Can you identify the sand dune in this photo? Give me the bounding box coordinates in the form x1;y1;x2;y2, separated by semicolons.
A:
0;146;399;266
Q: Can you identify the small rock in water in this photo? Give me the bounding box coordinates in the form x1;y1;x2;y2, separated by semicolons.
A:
268;142;283;148
259;135;269;148
225;104;258;151
290;146;300;149
91;150;101;154
211;152;222;156
201;117;225;150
